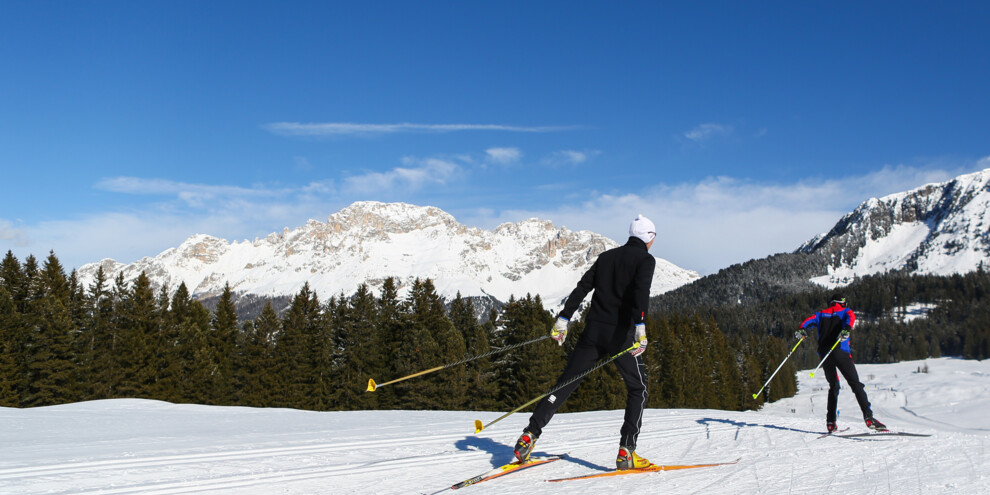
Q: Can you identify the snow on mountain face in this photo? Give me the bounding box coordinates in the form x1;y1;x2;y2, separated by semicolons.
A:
77;201;700;309
800;168;990;287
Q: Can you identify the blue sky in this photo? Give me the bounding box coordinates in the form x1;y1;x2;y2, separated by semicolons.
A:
1;1;988;275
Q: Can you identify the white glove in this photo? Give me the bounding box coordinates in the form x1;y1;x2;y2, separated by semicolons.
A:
551;317;568;346
630;324;648;357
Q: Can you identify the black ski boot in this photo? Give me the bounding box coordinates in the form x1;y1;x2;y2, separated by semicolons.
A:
865;417;887;431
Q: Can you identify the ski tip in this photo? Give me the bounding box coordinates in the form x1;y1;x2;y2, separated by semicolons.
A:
366;379;377;392
474;420;484;434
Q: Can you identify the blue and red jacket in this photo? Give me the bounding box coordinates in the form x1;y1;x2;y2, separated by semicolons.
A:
800;303;856;356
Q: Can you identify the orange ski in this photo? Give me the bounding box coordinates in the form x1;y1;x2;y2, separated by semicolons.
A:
547;458;740;482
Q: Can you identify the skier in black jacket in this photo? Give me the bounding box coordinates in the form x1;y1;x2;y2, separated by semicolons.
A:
513;214;657;470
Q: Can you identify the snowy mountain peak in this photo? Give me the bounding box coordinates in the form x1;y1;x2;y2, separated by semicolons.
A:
326;201;464;236
77;202;700;311
801;167;990;287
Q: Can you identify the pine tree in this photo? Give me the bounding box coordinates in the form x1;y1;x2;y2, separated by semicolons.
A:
76;267;105;400
700;315;744;410
276;283;322;409
492;295;560;412
309;294;334;410
1;251;27;313
24;296;75;406
92;272;129;399
734;334;765;410
407;279;466;410
0;285;20;406
22;255;39;300
242;302;282;407
389;279;444;410
176;295;214;404
115;272;162;398
330;285;380;410
652;314;703;408
449;293;497;410
23;252;75;406
65;268;89;402
0;252;27;406
210;283;239;404
375;278;406;409
154;282;183;402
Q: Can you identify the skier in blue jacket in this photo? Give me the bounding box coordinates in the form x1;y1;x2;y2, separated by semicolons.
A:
799;294;886;433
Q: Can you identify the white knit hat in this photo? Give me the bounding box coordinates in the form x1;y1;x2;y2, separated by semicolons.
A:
629;214;656;244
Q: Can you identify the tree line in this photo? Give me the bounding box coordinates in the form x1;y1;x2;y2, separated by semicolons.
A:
656;267;990;370
0;250;791;412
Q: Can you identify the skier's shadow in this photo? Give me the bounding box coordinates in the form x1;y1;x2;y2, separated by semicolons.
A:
455;436;608;471
697;417;818;439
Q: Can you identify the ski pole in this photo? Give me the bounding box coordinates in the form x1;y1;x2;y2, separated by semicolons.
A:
367;335;550;392
751;337;804;399
809;337;843;377
473;341;641;434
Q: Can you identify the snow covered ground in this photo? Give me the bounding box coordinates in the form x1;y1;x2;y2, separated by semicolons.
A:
2;357;988;494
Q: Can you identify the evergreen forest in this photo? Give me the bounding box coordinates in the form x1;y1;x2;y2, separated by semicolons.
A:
1;249;987;414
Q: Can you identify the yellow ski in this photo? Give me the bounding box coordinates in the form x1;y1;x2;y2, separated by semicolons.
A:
451;454;565;489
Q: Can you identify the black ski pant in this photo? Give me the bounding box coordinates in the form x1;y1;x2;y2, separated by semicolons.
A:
526;321;648;450
822;350;873;423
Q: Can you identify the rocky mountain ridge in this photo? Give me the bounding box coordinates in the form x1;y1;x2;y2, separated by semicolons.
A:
800;167;990;287
78;201;701;313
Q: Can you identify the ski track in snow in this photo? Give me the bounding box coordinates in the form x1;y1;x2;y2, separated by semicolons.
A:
2;358;989;494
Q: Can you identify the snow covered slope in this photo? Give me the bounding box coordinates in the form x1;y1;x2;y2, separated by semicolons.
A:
2;358;987;494
801;168;990;287
77;201;699;309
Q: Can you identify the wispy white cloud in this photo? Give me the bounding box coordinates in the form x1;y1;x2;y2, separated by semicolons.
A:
301;180;336;194
343;158;461;194
0;178;346;268
264;122;582;137
544;149;600;166
683;123;733;143
461;163;982;275
0;219;29;247
96;177;273;197
294;156;313;172
94;177;310;209
485;147;522;165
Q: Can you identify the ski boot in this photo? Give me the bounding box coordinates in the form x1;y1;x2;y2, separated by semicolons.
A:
513;431;538;462
616;446;652;470
865;417;887;431
826;421;838;433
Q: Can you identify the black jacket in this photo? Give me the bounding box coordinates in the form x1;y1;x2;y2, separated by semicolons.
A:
557;236;656;330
